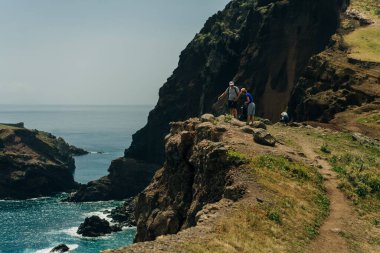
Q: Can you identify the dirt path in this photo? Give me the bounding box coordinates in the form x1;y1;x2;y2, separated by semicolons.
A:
301;143;356;253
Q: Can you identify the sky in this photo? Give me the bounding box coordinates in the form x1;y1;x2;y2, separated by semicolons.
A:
0;0;230;105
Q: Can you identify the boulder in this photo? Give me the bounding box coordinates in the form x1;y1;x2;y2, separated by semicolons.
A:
50;244;69;253
253;129;276;147
251;121;267;129
259;118;272;125
200;113;216;122
240;126;255;134
77;216;120;237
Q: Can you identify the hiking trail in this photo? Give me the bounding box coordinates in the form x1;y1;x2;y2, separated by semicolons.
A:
301;143;355;253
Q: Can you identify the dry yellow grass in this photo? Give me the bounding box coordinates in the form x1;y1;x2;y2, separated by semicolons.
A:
345;26;380;62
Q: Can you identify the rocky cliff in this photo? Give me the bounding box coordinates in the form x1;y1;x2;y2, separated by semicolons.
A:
125;0;349;165
133;116;246;242
288;8;380;124
0;125;82;199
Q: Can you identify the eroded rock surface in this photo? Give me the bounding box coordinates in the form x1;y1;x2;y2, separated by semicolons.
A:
134;118;246;242
0;127;80;199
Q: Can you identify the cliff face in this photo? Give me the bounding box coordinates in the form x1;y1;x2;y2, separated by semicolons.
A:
67;158;158;202
0;126;79;199
125;0;349;164
134;117;246;242
288;9;380;123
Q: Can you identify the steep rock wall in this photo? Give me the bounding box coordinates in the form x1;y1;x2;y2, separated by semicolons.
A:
126;0;348;164
288;10;380;122
134;118;245;242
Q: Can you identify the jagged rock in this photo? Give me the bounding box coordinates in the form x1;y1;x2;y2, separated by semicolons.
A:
68;145;89;156
200;113;216;122
240;126;255;134
50;244;69;253
134;120;237;242
259;118;272;125
109;197;136;227
251;121;267;129
77;216;120;237
224;184;246;201
215;125;228;133
0;128;78;199
346;9;374;26
253;129;276;147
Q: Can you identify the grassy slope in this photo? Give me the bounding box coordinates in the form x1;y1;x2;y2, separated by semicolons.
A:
344;0;380;62
272;125;380;251
181;141;329;252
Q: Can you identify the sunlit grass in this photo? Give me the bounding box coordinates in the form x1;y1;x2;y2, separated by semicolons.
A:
345;26;380;62
181;155;329;253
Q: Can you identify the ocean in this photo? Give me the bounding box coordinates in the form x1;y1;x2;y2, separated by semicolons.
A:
0;105;152;253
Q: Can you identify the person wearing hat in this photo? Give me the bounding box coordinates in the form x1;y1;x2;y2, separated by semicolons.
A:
218;81;240;118
240;88;255;125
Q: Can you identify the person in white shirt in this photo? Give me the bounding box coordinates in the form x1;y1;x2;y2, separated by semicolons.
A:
218;81;240;118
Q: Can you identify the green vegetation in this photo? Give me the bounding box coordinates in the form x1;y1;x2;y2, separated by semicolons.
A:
357;114;380;124
345;26;380;62
298;127;380;224
227;150;248;163
351;0;380;18
320;143;331;154
331;153;380;215
182;155;329;252
224;114;233;123
0;124;18;130
267;210;282;225
253;155;311;180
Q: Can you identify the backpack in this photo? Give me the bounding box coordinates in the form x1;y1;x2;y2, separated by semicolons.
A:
227;86;239;98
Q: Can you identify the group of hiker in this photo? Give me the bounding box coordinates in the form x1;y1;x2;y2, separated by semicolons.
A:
218;81;290;124
218;81;256;125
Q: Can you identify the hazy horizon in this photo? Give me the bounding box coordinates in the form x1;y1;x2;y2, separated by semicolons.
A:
0;0;230;105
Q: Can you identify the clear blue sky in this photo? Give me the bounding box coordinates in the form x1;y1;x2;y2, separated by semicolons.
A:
0;0;229;105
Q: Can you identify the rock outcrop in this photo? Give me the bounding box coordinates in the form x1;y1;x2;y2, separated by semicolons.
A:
109;198;136;227
50;244;70;253
66;158;158;202
125;0;349;165
0;126;81;199
288;9;380;122
133;117;246;242
77;216;121;237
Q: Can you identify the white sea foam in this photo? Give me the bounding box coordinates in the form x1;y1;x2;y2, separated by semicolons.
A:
60;227;83;238
49;226;112;240
89;151;109;155
122;226;137;231
83;210;116;224
32;244;79;253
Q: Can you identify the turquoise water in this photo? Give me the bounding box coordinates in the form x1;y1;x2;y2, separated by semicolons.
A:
0;105;152;253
